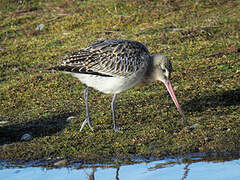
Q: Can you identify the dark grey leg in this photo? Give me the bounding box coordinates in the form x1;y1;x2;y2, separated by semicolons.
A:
80;87;94;132
111;94;121;132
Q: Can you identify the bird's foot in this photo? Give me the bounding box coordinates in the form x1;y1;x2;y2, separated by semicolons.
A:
112;126;123;133
80;118;94;132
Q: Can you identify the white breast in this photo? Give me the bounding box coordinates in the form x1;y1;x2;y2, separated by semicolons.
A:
65;67;146;94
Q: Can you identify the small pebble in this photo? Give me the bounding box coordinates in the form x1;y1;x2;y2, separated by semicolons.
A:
204;137;210;142
172;28;181;32
173;86;178;91
35;24;44;31
62;32;70;35
54;159;67;167
20;133;32;141
0;121;9;125
189;123;200;130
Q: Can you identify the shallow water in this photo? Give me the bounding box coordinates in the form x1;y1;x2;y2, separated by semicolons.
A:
1;156;240;180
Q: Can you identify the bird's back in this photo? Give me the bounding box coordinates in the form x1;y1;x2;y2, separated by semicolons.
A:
55;39;151;77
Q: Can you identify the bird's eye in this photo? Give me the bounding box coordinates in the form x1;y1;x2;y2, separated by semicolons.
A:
162;69;166;73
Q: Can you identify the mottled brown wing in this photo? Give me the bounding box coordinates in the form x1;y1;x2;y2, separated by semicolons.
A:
54;39;151;77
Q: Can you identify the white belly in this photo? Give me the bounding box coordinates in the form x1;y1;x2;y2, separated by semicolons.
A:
65;69;145;94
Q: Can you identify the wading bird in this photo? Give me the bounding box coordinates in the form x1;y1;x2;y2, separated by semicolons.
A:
52;39;186;132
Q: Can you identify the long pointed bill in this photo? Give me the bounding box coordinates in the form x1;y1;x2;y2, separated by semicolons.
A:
164;80;186;121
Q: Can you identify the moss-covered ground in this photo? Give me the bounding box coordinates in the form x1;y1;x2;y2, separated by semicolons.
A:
0;0;240;163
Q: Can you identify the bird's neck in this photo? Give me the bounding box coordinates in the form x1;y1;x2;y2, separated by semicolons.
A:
137;57;156;86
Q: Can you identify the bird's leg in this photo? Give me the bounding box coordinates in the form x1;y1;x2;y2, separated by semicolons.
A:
80;87;94;132
111;94;121;132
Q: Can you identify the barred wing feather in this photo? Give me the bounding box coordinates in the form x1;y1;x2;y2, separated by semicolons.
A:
57;39;151;77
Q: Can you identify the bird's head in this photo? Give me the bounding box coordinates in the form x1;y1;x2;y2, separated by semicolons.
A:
152;54;172;83
151;54;186;121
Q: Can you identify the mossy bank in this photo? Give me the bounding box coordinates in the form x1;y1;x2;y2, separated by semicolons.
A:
0;0;240;163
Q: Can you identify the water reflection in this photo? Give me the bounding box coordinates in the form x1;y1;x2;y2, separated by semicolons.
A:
83;167;96;180
1;155;240;180
180;163;190;180
83;167;120;180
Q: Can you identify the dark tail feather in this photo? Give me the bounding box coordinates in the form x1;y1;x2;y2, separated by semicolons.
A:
48;65;113;77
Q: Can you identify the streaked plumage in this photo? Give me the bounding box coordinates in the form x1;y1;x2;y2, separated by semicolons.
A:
52;39;185;132
61;39;150;76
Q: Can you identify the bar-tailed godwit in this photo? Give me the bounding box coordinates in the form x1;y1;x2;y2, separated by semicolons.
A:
52;39;186;132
